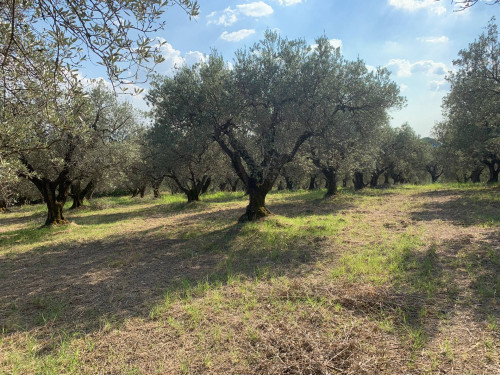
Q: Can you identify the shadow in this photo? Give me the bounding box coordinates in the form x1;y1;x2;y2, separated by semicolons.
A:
0;208;326;354
411;188;500;226
70;201;204;226
1;193;352;255
0;210;45;228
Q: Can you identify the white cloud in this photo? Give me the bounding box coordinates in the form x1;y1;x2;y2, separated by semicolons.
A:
207;7;238;26
387;59;448;77
237;2;274;17
185;51;207;66
329;39;342;49
366;65;377;73
417;36;449;43
276;0;303;5
429;80;450;91
388;0;446;15
153;38;207;73
310;38;343;52
220;29;256;42
155;38;185;73
400;83;408;92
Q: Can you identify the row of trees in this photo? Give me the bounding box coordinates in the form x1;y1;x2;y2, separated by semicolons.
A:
1;2;498;225
0;32;455;224
434;19;499;184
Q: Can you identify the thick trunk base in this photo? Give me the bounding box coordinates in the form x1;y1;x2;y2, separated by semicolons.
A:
487;167;499;183
186;190;200;202
238;204;272;222
45;203;68;226
308;176;317;191
239;188;271;222
153;188;161;199
70;197;84;209
353;172;365;191
370;173;380;188
470;168;483;183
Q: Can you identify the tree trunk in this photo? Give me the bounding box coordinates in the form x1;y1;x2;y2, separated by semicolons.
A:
186;189;200;202
153;186;161;199
70;195;84;209
391;173;401;185
17;196;29;205
487;163;499;183
322;168;337;197
230;179;239;192
308;176;317;191
353;172;365;190
139;185;146;198
219;182;228;192
470;167;483;183
151;177;164;199
239;179;272;222
0;200;7;212
70;182;84;209
384;173;390;184
285;176;294;191
370;172;381;188
40;182;69;226
201;177;211;194
46;199;67;226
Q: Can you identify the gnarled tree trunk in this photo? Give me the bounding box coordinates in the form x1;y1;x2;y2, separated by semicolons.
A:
70;182;84;209
383;173;390;184
486;162;499;183
229;178;240;192
38;180;70;225
201;176;211;194
168;173;210;203
322;168;337;197
185;189;201;202
353;172;365;191
70;180;94;209
239;179;272;222
370;171;383;188
308;175;317;191
151;176;165;199
470;166;483;183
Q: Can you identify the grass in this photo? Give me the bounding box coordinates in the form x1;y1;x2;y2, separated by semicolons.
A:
0;185;499;374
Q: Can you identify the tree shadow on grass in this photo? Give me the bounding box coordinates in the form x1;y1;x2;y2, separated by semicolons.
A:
0;206;331;355
0;210;46;228
337;227;499;365
410;188;500;227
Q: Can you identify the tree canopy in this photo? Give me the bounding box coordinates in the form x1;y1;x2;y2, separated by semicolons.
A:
147;32;404;220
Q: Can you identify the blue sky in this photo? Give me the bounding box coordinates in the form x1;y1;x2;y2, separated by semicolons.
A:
82;0;499;136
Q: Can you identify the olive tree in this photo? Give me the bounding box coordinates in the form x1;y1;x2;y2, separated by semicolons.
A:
1;0;198;185
151;33;404;220
439;19;500;183
17;83;140;225
307;68;404;196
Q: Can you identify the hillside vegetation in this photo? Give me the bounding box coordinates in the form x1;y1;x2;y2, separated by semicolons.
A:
0;185;499;374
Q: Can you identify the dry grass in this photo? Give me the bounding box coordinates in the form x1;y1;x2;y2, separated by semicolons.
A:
0;185;499;374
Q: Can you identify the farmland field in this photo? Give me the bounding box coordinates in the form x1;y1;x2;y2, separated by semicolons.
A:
0;185;499;374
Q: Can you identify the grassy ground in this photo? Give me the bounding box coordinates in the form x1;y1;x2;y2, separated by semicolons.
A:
0;184;499;374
